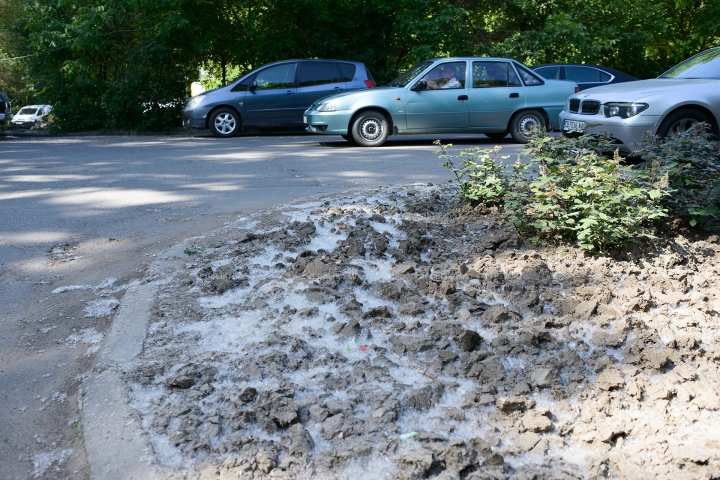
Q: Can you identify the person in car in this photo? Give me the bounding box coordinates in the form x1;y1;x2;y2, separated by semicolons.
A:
427;68;462;89
425;68;462;90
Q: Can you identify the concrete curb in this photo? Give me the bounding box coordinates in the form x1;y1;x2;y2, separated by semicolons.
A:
80;247;187;479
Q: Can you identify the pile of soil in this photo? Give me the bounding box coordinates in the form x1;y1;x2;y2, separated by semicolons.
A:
122;184;720;479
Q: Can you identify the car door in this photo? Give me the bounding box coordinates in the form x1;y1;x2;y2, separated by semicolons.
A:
469;61;525;128
294;62;346;122
243;63;297;124
405;61;469;130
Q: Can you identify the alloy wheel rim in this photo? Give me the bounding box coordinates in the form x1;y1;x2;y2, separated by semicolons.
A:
669;118;698;135
360;118;382;140
215;113;236;134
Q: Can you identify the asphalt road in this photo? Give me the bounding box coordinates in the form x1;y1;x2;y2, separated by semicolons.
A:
0;131;528;479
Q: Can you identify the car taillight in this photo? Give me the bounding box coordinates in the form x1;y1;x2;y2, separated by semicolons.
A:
364;80;376;88
574;87;580;93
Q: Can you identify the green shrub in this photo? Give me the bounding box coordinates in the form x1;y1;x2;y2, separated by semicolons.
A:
436;141;512;206
635;124;720;227
441;132;671;254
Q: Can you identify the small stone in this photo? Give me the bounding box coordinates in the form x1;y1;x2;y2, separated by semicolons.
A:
455;330;481;352
515;432;541;452
392;262;417;275
596;368;625;391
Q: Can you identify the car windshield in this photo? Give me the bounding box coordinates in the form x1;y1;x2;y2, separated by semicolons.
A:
18;107;38;115
660;47;720;79
387;61;434;87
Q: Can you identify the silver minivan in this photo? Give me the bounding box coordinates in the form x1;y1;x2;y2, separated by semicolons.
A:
181;59;376;137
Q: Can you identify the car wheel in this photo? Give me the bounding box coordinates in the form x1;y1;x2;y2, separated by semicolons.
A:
351;110;389;147
210;108;240;138
509;110;545;143
484;131;508;140
341;134;357;144
657;109;710;138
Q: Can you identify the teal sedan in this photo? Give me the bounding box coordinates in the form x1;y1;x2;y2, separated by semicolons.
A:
304;57;578;146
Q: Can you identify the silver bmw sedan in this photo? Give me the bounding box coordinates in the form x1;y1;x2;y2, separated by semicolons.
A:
559;47;720;152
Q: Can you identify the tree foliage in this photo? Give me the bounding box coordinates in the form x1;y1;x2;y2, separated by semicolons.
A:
1;0;718;131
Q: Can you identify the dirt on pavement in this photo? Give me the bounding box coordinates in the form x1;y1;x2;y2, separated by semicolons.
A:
115;184;720;479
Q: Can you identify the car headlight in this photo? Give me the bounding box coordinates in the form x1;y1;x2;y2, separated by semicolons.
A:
184;94;206;110
315;102;336;112
603;102;648;119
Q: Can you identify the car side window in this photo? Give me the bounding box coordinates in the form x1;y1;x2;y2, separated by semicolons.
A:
299;62;341;87
418;62;466;89
598;70;612;82
335;63;356;82
535;66;561;79
231;76;254;92
515;65;543;86
566;66;602;83
472;62;521;87
254;64;297;90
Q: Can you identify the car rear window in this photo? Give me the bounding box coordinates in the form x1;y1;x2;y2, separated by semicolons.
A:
299;62;341;86
336;63;356;82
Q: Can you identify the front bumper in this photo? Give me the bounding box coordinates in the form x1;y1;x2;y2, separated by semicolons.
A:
181;109;209;129
12;120;36;129
558;110;659;152
303;111;351;135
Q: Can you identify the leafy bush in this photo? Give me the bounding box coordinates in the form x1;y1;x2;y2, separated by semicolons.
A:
635;124;720;227
436;142;512;206
441;133;671;254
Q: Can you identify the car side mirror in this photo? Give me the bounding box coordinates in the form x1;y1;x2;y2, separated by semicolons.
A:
411;81;427;91
249;81;257;92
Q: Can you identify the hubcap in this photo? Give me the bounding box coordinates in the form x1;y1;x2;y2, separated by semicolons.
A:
519;116;541;137
360;118;382;141
215;113;236;134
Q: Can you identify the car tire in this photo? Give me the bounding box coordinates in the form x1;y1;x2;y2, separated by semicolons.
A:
657;109;710;138
484;131;508;140
341;134;357;144
209;108;240;138
351;110;389;147
509;110;545;143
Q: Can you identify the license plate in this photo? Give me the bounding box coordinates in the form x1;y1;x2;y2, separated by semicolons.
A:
303;116;308;124
563;119;585;132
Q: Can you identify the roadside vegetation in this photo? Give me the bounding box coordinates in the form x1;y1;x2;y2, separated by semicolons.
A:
440;126;720;254
1;0;719;131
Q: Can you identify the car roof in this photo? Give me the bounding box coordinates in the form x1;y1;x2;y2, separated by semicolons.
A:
532;64;637;80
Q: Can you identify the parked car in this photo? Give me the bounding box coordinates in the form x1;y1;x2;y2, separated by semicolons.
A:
533;64;636;90
182;59;376;137
0;91;12;125
559;46;720;152
11;104;52;129
303;57;578;147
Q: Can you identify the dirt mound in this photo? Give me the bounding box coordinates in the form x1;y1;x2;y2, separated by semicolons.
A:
124;184;720;479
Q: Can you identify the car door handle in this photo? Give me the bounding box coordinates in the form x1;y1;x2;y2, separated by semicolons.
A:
509;93;519;98
458;95;468;101
286;91;295;95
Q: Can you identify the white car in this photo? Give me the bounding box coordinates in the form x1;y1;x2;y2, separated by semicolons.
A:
12;104;52;129
559;46;720;152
